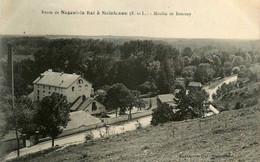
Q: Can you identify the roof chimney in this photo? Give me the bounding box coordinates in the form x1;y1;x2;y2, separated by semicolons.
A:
60;72;64;76
73;73;76;75
40;74;44;79
48;69;53;72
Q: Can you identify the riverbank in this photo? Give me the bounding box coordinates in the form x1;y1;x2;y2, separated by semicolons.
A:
7;103;260;162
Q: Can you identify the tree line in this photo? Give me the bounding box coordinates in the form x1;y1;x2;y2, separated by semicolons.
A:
2;38;259;99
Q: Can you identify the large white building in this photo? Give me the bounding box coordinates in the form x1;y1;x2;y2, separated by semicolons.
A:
32;69;94;103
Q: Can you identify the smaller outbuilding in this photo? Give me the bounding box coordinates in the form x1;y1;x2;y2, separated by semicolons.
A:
188;82;202;90
157;94;176;107
61;111;103;136
70;96;106;115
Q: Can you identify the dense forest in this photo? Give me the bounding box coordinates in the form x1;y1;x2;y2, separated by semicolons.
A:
0;36;259;98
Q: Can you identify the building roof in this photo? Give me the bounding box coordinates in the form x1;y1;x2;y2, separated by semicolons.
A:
158;94;175;103
78;97;95;111
1;130;21;142
64;111;101;130
77;97;105;111
188;82;202;87
33;70;91;88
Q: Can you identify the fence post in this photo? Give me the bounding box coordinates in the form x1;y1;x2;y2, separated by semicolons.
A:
35;131;39;144
22;134;26;147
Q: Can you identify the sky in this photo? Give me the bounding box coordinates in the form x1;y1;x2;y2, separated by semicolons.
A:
0;0;259;39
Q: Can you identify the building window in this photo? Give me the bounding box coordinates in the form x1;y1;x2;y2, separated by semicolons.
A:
49;92;51;94
49;86;51;90
55;87;57;91
92;102;97;111
37;90;40;95
78;79;83;84
78;85;82;88
37;96;39;101
43;91;45;93
37;85;39;88
72;87;75;92
43;85;45;89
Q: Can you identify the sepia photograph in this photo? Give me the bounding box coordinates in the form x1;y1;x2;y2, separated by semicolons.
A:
0;0;260;161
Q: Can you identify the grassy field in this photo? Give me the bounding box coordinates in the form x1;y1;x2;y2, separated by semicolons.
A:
7;105;260;162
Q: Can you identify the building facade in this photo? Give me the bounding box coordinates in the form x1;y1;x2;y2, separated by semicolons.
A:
33;69;94;103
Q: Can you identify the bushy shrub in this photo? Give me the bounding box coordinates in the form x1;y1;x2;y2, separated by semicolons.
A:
245;99;259;107
85;131;94;141
151;103;175;126
234;102;241;110
232;66;240;74
135;120;142;130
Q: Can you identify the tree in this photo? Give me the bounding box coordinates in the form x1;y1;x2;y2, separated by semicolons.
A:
181;66;197;79
35;93;71;147
151;88;209;126
173;57;184;76
194;63;215;84
0;86;12;138
223;62;232;76
107;83;145;117
138;81;157;94
120;40;155;60
0;87;35;138
151;103;175;126
232;66;240;74
182;47;193;58
125;90;145;120
15;96;37;136
190;55;201;66
175;88;209;120
157;61;174;94
232;56;244;67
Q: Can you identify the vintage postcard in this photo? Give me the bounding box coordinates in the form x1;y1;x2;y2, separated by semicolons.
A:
0;0;259;161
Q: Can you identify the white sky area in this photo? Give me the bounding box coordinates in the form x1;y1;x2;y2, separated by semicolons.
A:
0;0;259;39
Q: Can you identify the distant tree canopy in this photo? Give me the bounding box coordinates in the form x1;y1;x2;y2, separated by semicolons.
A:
34;39;117;74
181;66;197;80
182;47;193;57
194;63;215;84
120;40;155;60
138;81;157;94
223;62;232;76
3;38;259;101
232;56;244;67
